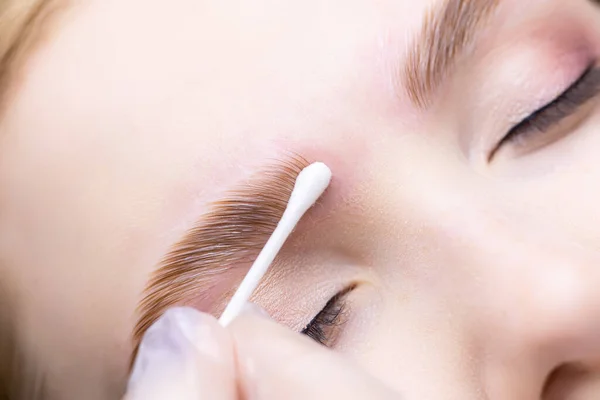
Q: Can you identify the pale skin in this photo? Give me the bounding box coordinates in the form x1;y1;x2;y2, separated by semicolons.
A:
124;307;400;400
1;0;600;398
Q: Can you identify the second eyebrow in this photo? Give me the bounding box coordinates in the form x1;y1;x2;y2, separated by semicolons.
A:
404;0;499;109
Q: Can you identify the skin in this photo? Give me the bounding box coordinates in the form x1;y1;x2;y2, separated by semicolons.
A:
124;307;400;400
1;0;600;398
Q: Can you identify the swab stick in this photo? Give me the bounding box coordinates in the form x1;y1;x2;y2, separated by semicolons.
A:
218;162;332;326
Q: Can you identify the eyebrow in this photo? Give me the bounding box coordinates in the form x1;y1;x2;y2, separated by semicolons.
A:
132;155;311;349
404;0;500;109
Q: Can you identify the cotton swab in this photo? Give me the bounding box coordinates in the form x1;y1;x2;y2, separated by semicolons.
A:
218;162;332;326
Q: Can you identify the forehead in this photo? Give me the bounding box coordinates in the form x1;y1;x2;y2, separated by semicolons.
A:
16;0;434;99
1;0;440;159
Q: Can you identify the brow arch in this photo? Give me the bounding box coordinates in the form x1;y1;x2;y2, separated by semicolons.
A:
404;0;499;109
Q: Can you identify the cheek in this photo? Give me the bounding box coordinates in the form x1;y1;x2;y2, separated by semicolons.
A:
340;299;478;398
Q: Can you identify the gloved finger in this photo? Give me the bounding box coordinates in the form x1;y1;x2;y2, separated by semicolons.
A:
229;308;399;400
123;307;237;400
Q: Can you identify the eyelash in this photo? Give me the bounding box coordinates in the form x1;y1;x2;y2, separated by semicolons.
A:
301;285;355;347
490;66;600;159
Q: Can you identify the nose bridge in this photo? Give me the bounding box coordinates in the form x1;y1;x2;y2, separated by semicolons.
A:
455;206;600;370
420;204;600;398
365;151;600;396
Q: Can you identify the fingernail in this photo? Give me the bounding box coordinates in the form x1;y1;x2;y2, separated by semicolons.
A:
128;307;217;389
241;302;271;319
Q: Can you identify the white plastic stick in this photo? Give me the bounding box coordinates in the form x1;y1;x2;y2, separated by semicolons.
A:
218;162;332;326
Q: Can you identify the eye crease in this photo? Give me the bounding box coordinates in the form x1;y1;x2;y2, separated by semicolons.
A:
490;65;600;161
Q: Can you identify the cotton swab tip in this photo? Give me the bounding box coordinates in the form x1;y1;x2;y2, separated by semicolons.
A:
287;162;332;213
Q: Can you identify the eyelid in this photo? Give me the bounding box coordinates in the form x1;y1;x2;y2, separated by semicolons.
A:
512;65;599;134
489;65;600;160
301;284;357;347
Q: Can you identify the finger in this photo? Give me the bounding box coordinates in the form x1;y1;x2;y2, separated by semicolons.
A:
124;307;237;400
229;307;398;400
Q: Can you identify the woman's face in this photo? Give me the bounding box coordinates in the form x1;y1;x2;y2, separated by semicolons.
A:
3;0;600;398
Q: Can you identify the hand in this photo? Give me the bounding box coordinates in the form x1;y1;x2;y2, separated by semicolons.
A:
123;308;237;400
123;307;397;400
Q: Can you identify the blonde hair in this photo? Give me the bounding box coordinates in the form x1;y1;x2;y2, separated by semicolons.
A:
0;0;62;113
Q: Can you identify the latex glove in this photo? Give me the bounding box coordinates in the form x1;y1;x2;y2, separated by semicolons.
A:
123;308;236;400
124;307;397;400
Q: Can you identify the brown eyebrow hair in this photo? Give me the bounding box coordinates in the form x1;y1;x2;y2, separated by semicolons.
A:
132;155;312;355
404;0;500;109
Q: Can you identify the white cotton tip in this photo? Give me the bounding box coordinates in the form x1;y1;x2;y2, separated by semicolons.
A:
218;161;332;326
287;162;332;214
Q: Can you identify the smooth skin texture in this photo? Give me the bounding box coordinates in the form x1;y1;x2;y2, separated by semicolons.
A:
124;307;397;400
1;0;600;398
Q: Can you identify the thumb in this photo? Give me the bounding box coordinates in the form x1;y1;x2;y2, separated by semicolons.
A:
124;307;237;400
229;307;398;400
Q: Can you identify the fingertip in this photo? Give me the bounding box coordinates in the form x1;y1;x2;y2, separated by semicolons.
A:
167;307;232;360
228;307;397;400
228;305;344;400
126;307;236;400
134;307;229;370
228;303;328;370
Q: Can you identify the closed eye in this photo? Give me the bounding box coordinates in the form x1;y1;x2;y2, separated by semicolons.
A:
301;284;356;347
490;66;600;161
